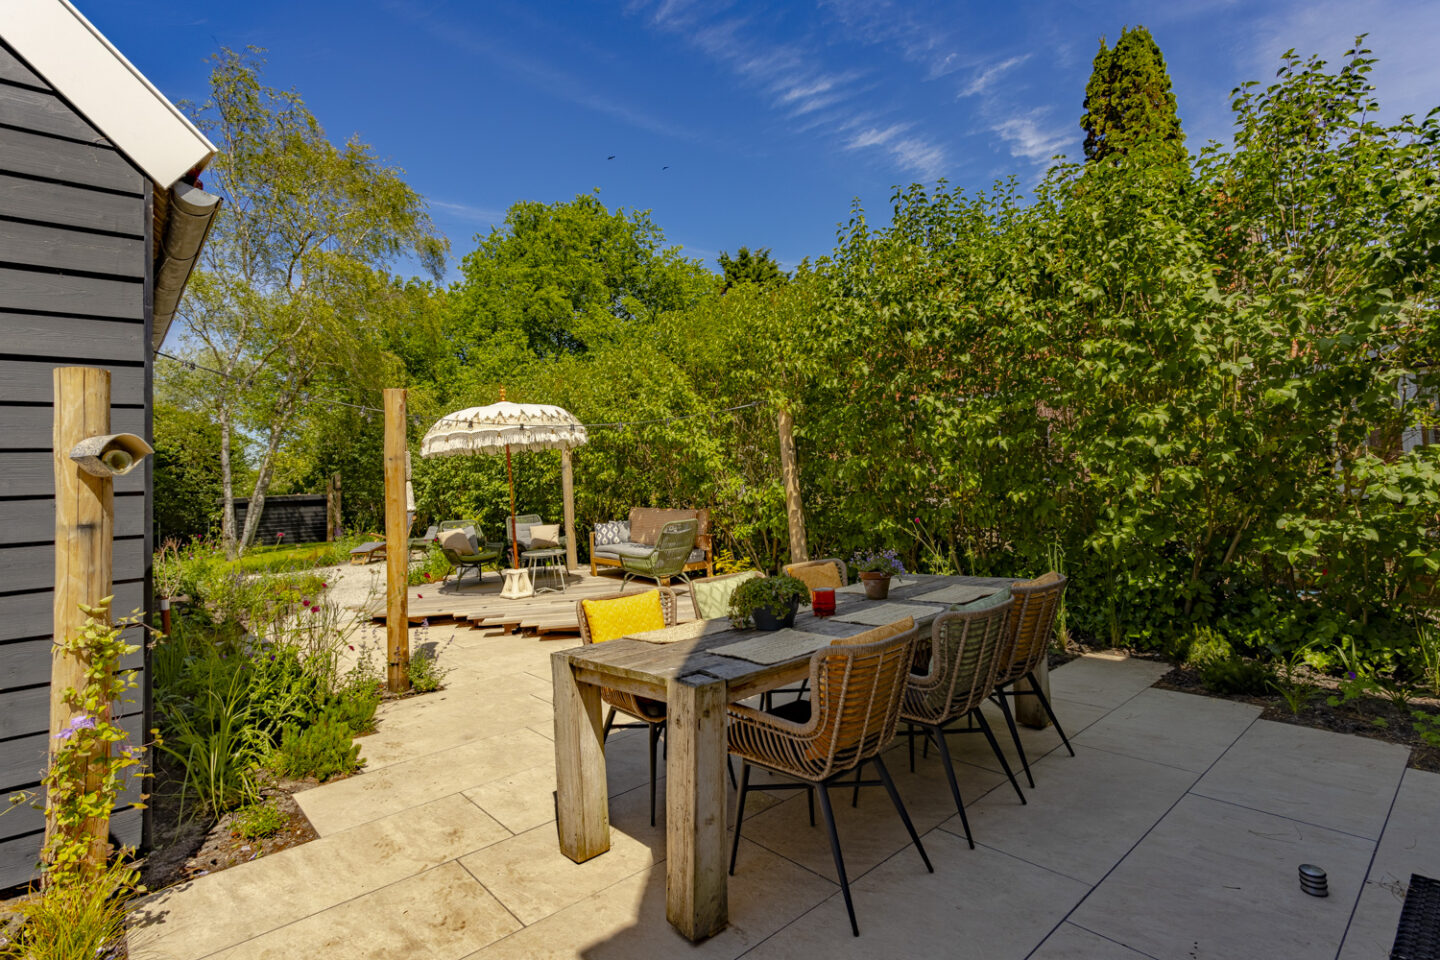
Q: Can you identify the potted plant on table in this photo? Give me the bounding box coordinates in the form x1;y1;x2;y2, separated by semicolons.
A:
851;548;906;600
729;574;811;631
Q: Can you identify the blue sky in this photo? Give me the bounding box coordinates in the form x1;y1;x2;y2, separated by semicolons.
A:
91;0;1440;280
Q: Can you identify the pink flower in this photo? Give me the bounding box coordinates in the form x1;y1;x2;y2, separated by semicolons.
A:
320;582;328;588
348;645;355;651
417;593;424;599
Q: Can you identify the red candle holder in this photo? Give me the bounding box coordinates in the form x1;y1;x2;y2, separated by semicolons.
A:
812;587;836;617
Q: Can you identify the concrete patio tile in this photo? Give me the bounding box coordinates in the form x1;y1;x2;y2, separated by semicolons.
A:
951;745;1196;884
1029;923;1157;959
462;732;664;835
207;861;521;960
742;828;1089;959
1046;654;1169;711
297;727;553;835
1073;688;1259;773
946;696;1112;777
458;801;662;926
467;839;836;960
360;691;555;771
734;750;1007;885
128;794;510;960
1338;768;1440;960
1071;794;1375;960
1191;719;1409;839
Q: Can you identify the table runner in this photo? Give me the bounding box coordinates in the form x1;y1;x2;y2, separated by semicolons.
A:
630;619;733;644
710;629;835;665
910;583;1004;606
832;601;943;626
836;578;917;595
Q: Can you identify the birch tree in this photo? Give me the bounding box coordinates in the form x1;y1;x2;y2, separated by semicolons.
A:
176;47;445;555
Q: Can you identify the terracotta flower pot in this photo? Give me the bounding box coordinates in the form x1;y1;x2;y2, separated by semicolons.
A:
859;571;892;600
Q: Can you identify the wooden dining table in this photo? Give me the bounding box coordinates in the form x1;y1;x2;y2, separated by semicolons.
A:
550;573;1019;941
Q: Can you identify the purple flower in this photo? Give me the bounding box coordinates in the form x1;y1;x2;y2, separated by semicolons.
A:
55;714;97;741
1347;671;1357;680
421;619;429;627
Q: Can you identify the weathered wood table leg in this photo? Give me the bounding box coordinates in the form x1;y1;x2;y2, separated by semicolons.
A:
552;651;609;862
665;674;729;940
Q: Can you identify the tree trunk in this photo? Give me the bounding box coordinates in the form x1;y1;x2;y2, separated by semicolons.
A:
238;388;304;553
218;403;238;559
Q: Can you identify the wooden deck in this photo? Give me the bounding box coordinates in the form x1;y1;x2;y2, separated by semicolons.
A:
369;568;694;638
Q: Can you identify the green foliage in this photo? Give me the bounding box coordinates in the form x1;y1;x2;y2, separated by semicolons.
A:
269;715;364;782
1201;656;1276;697
1081;25;1186;165
0;854;141;960
409;544;454;586
406;635;453;694
850;548;907;577
718;246;786;290
153;402;228;542
729;575;811;629
231;800;286;841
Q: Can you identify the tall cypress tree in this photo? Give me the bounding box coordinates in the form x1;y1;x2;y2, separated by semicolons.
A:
1081;26;1186;164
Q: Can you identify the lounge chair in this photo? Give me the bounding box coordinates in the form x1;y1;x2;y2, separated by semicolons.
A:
348;540;386;565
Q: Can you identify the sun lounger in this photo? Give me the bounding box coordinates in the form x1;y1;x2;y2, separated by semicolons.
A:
349;540;387;564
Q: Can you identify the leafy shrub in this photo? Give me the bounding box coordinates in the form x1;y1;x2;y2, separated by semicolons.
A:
409;544;454;586
0;854;141;960
269;715;364;782
407;646;451;694
231;800;287;841
1200;657;1276;697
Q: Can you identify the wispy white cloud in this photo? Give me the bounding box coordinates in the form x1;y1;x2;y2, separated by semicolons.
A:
430;200;506;224
991;108;1072;164
959;55;1031;99
632;0;949;180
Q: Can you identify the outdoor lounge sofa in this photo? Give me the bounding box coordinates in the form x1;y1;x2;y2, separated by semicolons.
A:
589;507;714;578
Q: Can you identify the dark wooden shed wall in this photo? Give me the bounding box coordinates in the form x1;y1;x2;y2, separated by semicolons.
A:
233;494;329;546
0;40;152;888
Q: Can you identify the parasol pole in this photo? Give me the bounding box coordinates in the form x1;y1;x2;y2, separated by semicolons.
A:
506;441;519;569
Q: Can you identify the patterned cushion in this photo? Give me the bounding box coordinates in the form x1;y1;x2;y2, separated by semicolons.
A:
593;520;631;546
582;590;667;643
692;571;762;620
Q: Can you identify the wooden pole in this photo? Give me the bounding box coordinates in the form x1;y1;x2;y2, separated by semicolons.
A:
777;405;808;564
383;388;410;694
505;443;519;569
561;447;577;573
326;471;341;541
49;366;113;869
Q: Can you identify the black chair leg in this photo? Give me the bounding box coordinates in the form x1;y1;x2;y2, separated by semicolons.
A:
1029;671;1075;757
908;722;917;773
727;755;737;791
807;785;816;827
930;724;973;849
648;722;660;826
729;762;751;875
995;689;1035;789
973;708;1027;805
871;755;933;873
851;766;864;808
602;707;615;742
816;785;859;937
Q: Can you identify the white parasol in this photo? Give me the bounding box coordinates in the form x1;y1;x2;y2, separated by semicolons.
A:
419;391;588;571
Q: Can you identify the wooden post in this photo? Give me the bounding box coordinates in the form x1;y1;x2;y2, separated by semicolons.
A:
383;389;410;694
325;471;341;541
49;366;113;869
552;652;609;863
1015;658;1053;729
777;405;808;564
561;447;577;573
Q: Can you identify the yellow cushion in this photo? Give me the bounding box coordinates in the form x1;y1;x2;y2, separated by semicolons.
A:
582;590;667;643
785;560;844;597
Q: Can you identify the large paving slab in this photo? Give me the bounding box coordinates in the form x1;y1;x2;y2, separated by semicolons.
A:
953;744;1197;884
1070;793;1376;960
1029;923;1157;959
741;828;1090;959
1339;767;1440;960
1045;655;1170;710
129;794;511;960
296;726;553;835
206;862;521;960
1073;687;1259;773
1190;719;1409;839
467;839;837;960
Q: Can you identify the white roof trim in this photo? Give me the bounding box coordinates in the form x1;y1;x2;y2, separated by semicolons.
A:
1;0;216;187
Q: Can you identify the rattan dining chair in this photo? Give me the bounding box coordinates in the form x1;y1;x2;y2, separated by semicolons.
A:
896;591;1024;848
728;618;932;937
784;557;847;597
577;588;680;825
988;572;1072;788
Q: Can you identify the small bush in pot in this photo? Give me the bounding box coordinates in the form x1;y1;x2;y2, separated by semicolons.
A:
729;574;811;630
851;548;906;599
